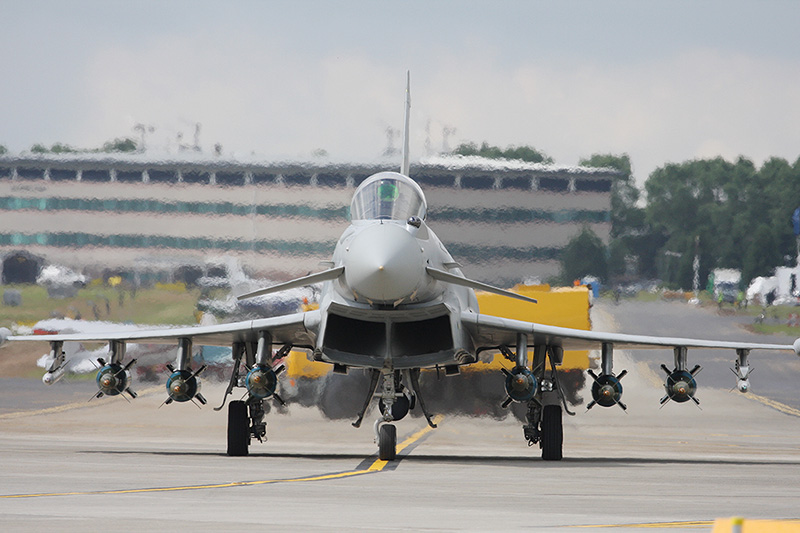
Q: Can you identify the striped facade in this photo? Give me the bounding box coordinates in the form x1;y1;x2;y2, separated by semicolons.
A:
0;154;617;285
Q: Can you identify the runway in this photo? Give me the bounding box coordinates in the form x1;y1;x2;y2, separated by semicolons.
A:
2;302;800;531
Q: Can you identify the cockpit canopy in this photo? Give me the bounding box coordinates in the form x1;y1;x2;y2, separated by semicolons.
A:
350;172;427;221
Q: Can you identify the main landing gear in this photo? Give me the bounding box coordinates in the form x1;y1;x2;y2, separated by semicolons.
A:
215;334;290;457
499;336;572;461
520;385;565;461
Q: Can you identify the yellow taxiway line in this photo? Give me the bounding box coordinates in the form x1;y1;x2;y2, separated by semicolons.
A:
0;414;444;499
575;520;714;528
746;393;800;418
367;414;443;471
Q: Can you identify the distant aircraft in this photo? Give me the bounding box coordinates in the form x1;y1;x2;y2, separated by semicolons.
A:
27;318;232;385
4;73;799;461
36;264;87;299
196;256;315;322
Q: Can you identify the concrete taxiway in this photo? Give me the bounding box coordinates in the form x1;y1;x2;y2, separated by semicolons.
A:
2;302;800;531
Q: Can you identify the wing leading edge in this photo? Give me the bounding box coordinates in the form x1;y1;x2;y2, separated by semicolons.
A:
8;310;319;348
462;311;800;354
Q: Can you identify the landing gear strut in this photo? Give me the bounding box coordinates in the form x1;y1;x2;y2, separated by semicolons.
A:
227;396;268;456
359;367;434;461
374;368;404;461
505;341;569;461
219;335;288;457
521;386;564;461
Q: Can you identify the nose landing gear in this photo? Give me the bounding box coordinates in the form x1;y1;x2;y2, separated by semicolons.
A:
352;367;435;461
376;420;397;461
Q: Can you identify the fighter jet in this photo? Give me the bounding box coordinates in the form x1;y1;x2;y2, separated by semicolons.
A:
4;73;799;461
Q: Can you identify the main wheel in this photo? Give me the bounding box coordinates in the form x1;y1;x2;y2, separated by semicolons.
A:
227;400;249;456
378;424;397;461
540;404;563;461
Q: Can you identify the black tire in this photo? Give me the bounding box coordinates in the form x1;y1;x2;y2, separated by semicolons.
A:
541;405;563;461
378;424;397;461
227;400;249;457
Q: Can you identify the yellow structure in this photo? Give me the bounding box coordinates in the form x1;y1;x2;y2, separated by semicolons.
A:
284;284;593;379
468;284;591;372
712;517;800;532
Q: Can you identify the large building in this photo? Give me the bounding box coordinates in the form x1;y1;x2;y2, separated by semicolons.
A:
0;153;618;286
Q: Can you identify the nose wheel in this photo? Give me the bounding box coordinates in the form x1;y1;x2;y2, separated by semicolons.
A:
377;423;397;461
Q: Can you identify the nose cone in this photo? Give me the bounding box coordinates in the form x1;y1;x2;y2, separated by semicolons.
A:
344;223;423;303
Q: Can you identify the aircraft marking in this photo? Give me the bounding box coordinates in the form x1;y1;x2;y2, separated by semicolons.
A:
0;415;443;499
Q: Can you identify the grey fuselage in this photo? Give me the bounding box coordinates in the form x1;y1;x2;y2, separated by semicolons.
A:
310;171;478;370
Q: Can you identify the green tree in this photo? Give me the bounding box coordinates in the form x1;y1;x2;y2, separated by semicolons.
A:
579;153;652;280
742;224;783;284
643;156;800;288
0;144;7;155
578;153;644;238
102;137;138;152
50;143;77;154
452;142;553;164
559;227;608;283
645;158;738;287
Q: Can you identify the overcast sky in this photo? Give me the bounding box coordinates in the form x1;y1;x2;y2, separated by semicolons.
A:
2;0;799;184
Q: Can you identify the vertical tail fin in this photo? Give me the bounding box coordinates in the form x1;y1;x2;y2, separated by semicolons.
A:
401;71;411;176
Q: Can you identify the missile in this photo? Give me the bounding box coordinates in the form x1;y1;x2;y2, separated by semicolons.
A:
42;366;67;386
731;361;752;394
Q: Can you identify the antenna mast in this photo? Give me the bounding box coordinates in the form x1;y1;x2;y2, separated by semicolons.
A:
401;71;411;176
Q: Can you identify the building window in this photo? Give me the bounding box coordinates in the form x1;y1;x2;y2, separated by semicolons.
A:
461;175;494;190
538;177;569;192
574;179;612;193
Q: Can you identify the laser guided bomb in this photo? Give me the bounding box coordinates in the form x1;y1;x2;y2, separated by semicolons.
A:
660;367;701;405
245;364;279;399
161;339;207;406
587;369;627;410
95;360;137;399
586;342;628;411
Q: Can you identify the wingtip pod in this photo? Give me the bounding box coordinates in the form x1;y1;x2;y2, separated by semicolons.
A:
793;338;800;356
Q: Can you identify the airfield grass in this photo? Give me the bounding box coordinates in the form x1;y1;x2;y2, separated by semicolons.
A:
0;284;202;378
0;284;201;330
